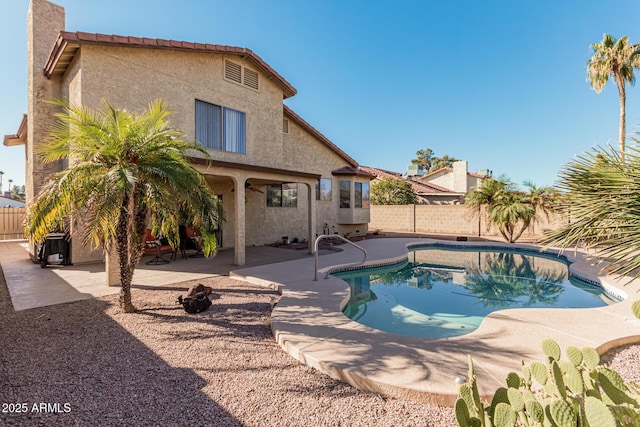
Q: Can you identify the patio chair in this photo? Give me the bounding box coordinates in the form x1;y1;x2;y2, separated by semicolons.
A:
184;226;203;258
172;225;203;259
144;229;174;265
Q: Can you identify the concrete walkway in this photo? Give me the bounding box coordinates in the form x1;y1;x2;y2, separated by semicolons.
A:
2;237;640;405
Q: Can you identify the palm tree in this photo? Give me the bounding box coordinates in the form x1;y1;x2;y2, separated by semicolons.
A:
543;141;640;277
7;179;13;197
0;171;4;193
487;190;535;243
466;178;556;243
11;185;26;201
587;34;639;158
523;180;558;235
24;99;222;312
466;177;512;238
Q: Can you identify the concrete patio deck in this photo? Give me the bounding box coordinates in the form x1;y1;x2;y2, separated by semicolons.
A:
2;237;640;406
0;240;316;311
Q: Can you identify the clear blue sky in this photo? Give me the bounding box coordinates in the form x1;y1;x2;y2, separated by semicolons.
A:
2;0;640;190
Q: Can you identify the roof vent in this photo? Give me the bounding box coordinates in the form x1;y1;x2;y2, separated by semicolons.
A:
224;60;242;83
224;59;259;90
477;169;493;177
244;68;259;90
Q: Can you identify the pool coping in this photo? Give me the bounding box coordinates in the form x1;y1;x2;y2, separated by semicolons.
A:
230;238;640;406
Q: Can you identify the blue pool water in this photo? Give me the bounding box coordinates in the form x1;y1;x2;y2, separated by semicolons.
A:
337;246;619;339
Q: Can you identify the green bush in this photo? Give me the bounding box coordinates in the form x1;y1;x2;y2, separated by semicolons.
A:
455;338;640;427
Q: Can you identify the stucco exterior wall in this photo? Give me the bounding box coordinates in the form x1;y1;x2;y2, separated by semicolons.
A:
425;170;452;190
283;117;369;237
72;45;287;169
245;183;313;246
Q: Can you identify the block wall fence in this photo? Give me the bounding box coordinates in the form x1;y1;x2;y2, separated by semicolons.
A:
369;205;566;239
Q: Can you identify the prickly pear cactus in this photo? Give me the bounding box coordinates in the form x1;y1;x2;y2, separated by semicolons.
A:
454;339;640;427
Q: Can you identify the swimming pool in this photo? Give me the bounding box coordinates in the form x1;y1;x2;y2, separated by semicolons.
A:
337;246;619;339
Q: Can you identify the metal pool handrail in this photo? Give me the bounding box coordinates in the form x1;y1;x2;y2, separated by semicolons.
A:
314;234;367;281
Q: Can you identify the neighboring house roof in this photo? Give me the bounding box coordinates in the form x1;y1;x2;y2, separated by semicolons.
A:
44;31;297;99
359;166;401;178
361;166;461;196
408;177;461;195
331;166;375;178
284;106;359;168
419;166;487;181
0;197;25;208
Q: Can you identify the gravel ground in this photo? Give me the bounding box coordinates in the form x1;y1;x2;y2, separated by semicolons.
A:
1;270;638;427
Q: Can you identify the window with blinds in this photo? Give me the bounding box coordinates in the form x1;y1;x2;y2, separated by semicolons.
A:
195;99;246;154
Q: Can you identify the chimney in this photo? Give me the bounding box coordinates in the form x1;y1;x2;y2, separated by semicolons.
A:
26;0;65;204
452;161;468;193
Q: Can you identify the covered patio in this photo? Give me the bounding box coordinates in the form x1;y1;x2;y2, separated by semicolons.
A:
194;158;320;266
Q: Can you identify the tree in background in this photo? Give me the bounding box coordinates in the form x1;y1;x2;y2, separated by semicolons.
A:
370;177;417;205
24;99;222;312
11;185;26;201
466;177;556;243
587;34;639;158
411;148;435;171
411;148;459;172
522;180;558;235
431;154;459;171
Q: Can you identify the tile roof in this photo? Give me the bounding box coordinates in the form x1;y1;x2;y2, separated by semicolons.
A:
43;31;297;98
331;166;375;178
358;166;401;179
408;177;458;194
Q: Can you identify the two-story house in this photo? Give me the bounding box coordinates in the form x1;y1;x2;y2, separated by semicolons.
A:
5;0;373;268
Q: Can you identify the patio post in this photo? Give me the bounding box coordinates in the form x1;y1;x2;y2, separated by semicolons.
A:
233;176;246;265
307;182;316;254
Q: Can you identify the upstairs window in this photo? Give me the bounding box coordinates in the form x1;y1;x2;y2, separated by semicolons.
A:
195;99;246;154
224;59;259;91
